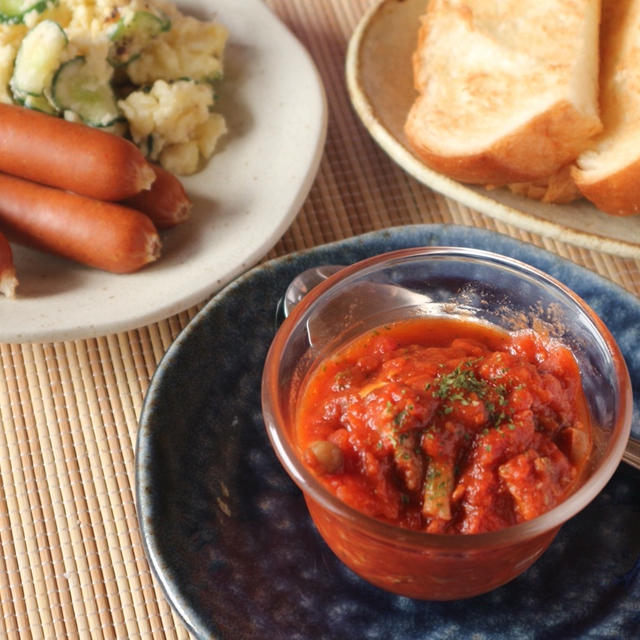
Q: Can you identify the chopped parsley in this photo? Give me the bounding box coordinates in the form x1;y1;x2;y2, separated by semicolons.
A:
432;359;512;428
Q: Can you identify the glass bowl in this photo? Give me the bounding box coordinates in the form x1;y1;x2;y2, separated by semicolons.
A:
261;246;632;600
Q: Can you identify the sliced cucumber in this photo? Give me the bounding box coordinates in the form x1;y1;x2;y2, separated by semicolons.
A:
52;56;122;127
0;0;49;24
10;19;67;114
19;92;57;114
107;10;171;67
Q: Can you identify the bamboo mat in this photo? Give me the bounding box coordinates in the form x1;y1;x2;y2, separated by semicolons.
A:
1;1;639;639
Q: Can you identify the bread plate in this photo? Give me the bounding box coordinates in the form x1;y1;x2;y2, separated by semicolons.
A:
346;0;640;258
0;0;327;343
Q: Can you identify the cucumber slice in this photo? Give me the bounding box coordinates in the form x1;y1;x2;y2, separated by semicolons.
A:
107;10;171;67
0;0;49;24
52;56;122;127
21;92;57;114
10;19;67;111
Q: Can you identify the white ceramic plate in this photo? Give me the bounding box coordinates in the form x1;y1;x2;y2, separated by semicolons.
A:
0;0;327;343
346;0;640;258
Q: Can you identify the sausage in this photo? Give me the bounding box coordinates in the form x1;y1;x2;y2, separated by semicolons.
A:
0;103;155;201
0;231;17;297
0;172;161;274
123;163;192;229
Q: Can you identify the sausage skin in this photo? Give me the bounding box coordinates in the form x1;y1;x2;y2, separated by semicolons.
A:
0;172;161;274
123;163;193;229
0;103;155;201
0;231;17;297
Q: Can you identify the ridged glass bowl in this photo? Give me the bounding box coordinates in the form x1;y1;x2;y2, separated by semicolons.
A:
261;246;632;600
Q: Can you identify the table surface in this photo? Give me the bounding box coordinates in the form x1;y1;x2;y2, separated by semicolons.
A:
2;1;640;638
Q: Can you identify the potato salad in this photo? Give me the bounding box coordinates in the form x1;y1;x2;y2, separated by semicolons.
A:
0;0;228;175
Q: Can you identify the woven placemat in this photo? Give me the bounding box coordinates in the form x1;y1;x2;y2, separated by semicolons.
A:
0;1;639;638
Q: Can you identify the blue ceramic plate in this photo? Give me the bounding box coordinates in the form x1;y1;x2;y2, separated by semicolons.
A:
136;225;640;639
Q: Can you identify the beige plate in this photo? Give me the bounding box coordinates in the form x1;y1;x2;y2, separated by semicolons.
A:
346;0;640;258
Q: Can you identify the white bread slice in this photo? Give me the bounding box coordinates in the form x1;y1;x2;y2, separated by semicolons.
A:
572;0;640;215
404;0;602;186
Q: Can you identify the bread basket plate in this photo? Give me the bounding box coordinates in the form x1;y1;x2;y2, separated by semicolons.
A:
0;0;326;343
137;225;640;639
346;0;640;258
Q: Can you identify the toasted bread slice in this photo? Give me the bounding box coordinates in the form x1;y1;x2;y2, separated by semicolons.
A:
405;0;602;186
572;0;640;215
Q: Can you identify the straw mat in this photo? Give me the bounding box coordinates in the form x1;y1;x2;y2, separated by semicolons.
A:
1;1;639;638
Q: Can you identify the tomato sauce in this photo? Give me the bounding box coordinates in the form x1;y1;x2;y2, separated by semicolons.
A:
296;317;593;534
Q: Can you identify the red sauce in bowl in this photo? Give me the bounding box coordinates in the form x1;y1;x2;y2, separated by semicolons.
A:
296;317;593;535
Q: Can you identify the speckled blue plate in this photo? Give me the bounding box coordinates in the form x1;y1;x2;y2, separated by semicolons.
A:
136;225;640;640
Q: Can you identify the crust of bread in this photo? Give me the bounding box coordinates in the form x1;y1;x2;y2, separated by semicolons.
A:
406;97;600;185
405;0;602;186
572;0;640;216
573;158;640;215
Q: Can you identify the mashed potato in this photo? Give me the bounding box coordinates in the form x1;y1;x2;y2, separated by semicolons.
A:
0;0;228;175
